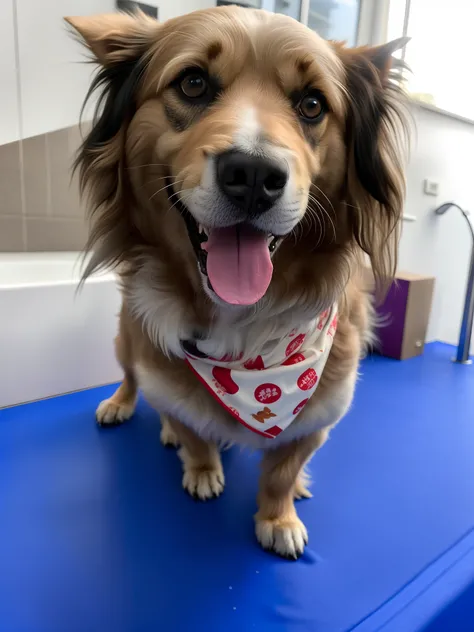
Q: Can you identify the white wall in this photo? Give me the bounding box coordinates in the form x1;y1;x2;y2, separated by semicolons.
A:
399;105;474;352
2;0;215;142
0;0;20;145
159;0;214;21
16;0;116;140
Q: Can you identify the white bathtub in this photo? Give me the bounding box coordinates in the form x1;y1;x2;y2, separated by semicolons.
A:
0;253;121;408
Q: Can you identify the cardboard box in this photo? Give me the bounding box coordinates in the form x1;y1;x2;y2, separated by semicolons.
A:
364;269;435;360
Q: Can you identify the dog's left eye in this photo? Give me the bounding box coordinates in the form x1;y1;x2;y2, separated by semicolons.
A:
297;91;327;123
179;71;209;100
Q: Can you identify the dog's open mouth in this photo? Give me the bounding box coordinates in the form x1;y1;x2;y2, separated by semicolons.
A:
202;225;280;305
167;179;281;306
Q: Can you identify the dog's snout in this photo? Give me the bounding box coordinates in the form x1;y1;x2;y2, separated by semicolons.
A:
216;151;288;215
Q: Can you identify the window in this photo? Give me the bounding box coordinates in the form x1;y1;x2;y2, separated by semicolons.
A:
387;0;474;121
272;0;302;21
260;0;361;45
307;0;360;46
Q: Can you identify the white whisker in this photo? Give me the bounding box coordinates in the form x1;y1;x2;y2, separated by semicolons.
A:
308;192;336;243
312;184;335;216
165;189;193;218
126;163;171;171
149;180;185;202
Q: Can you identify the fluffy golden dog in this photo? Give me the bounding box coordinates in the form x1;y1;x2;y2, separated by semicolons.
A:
67;7;407;559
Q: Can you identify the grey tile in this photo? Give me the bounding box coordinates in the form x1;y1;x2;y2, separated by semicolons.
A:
26;217;87;252
68;123;85;155
0;216;24;251
0;141;22;216
48;126;85;219
23;134;49;218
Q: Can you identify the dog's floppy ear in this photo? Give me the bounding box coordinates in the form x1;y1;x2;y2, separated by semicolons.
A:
66;13;158;147
65;12;158;66
66;13;159;281
365;38;409;76
344;38;409;204
339;38;409;291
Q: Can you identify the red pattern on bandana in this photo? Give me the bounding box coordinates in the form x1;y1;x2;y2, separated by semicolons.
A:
243;356;265;370
183;304;338;439
255;384;282;404
282;352;305;366
297;368;318;391
285;334;306;357
212;366;239;394
293;399;309;415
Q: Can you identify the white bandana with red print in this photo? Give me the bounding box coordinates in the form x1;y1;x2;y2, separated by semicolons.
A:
183;305;338;439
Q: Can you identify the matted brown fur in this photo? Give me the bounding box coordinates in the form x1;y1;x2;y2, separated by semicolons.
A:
67;7;408;559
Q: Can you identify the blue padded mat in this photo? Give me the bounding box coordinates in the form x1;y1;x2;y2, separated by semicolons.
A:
1;343;474;632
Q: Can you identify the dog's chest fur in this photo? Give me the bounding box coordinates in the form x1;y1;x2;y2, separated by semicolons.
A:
126;257;324;362
126;265;357;449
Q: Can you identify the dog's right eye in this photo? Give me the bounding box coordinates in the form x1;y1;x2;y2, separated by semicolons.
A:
179;70;209;100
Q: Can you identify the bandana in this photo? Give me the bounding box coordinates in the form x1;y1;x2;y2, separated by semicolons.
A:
183;305;338;439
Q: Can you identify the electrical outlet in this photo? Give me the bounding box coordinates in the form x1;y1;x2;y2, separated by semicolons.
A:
423;179;439;196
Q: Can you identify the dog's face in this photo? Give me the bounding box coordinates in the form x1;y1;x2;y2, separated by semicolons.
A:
153;11;345;232
68;8;407;307
142;10;348;306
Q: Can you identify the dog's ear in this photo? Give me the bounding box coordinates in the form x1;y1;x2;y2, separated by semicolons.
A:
66;13;159;149
361;38;410;83
66;13;159;281
338;38;409;291
65;12;158;66
343;38;409;204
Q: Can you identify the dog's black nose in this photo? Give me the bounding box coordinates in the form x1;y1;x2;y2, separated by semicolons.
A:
216;151;288;215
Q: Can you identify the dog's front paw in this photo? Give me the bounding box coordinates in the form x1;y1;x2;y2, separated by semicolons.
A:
182;465;225;500
96;398;135;426
255;514;308;559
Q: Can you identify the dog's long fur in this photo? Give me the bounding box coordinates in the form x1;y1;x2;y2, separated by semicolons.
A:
67;8;408;558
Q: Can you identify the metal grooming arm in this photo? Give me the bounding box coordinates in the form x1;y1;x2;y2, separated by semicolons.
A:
435;202;474;364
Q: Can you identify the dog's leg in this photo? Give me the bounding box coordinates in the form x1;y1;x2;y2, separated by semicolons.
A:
294;466;313;500
255;429;328;559
166;417;224;500
159;414;180;448
96;330;138;426
96;370;137;426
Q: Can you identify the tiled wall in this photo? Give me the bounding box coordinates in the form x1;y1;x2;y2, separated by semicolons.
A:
0;0;218;253
0;125;89;252
0;0;215;252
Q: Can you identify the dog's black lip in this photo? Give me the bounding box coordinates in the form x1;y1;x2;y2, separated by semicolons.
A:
164;175;204;244
165;176;208;275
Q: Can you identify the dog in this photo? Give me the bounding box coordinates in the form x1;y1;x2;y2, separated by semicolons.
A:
67;7;408;559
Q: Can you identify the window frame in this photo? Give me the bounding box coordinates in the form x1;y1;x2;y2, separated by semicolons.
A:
365;0;474;125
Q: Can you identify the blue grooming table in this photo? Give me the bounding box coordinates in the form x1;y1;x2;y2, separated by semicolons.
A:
0;343;473;632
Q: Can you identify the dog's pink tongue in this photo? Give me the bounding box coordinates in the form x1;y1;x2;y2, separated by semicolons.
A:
205;226;273;305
